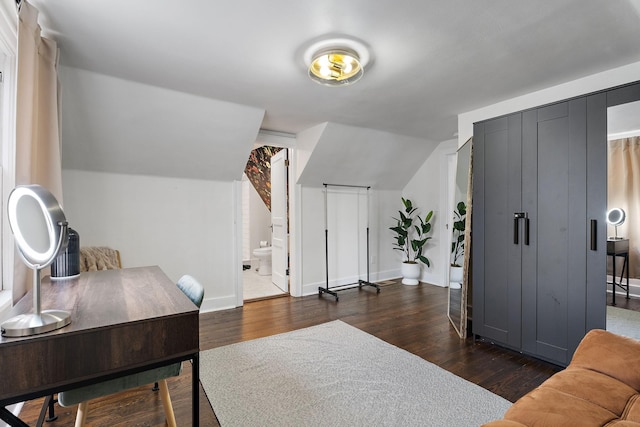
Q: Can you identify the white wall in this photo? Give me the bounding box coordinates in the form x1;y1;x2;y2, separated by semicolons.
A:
458;60;640;145
59;66;264;182
297;122;439;190
297;138;458;294
61;169;237;312
402;139;458;286
296;123;326;183
299;185;401;295
374;189;407;281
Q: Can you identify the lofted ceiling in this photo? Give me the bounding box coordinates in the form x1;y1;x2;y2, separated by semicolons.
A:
27;0;640;184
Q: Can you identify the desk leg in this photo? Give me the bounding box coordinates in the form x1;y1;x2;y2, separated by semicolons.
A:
613;255;617;306
0;407;29;427
193;352;199;427
625;253;630;300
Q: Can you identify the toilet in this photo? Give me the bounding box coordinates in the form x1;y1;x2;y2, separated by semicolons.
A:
253;246;272;275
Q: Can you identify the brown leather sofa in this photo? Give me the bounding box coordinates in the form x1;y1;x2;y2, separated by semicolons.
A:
483;329;640;426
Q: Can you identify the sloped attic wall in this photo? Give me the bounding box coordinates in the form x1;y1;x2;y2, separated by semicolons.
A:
297;122;439;190
295;122;443;294
58;66;265;311
59;66;265;181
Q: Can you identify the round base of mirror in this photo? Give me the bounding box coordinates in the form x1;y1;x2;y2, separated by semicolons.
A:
1;310;71;337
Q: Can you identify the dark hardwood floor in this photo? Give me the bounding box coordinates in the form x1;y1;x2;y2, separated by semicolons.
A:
21;281;627;426
607;290;640;310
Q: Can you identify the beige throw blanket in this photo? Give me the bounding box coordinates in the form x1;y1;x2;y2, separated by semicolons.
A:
80;247;121;272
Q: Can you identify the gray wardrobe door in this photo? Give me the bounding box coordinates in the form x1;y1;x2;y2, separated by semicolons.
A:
586;92;607;335
472;113;523;349
520;98;590;366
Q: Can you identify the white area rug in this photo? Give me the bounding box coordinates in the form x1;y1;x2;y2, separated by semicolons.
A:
607;305;640;340
200;320;511;426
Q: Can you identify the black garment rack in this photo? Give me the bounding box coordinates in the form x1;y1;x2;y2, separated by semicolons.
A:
319;183;380;301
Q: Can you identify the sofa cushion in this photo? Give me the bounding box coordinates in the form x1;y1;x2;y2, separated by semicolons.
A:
483;330;640;427
570;329;640;391
539;368;638;415
502;387;618;426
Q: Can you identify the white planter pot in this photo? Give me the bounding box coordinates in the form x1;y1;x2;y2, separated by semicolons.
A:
450;265;463;285
401;262;421;286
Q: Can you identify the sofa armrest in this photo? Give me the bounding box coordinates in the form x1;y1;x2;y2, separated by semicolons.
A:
570;329;640;390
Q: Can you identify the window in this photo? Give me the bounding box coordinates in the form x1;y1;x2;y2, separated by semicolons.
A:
0;2;17;308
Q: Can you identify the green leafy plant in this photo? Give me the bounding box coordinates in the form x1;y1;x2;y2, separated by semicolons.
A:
451;201;467;267
390;197;435;267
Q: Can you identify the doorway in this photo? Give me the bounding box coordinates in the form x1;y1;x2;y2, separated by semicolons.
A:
238;131;296;303
606;100;640;310
605;94;640;342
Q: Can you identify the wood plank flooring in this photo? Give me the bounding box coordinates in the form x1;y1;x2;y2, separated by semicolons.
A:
18;282;581;426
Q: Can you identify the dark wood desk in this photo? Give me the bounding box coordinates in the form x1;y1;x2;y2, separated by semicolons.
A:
607;238;630;306
0;266;200;426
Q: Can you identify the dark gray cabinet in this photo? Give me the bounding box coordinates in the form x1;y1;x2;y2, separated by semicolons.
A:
473;95;606;366
473;114;523;350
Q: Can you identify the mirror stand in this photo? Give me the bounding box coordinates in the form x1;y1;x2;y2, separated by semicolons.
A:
1;267;71;337
1;185;72;337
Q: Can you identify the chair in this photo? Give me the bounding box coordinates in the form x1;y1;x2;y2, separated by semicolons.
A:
38;246;123;425
57;274;204;427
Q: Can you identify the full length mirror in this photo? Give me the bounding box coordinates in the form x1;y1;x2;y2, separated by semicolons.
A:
448;138;472;338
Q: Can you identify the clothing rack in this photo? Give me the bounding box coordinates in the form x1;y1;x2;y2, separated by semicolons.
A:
319;183;380;301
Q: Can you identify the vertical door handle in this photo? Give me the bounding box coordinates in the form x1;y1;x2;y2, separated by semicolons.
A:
514;213;525;245
524;216;530;246
590;219;597;251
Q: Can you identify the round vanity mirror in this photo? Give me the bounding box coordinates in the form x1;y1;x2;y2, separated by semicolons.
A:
606;208;626;227
1;185;72;337
8;185;68;267
606;208;626;240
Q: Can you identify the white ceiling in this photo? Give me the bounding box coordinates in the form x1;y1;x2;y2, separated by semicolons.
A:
31;0;640;142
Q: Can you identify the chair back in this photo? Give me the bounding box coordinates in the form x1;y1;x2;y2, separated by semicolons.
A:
79;246;121;272
177;275;204;308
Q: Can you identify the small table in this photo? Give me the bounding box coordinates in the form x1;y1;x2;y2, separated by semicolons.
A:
607;238;630;306
0;266;200;426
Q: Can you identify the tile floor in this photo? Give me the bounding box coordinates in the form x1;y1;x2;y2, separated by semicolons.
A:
243;266;287;300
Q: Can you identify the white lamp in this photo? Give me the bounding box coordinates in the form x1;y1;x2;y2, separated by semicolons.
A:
1;185;72;337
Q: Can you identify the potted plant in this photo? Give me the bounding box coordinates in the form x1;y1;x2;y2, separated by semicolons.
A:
450;201;466;288
390;197;434;285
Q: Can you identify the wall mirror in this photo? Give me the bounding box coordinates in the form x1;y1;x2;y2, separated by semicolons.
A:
448;137;472;338
1;184;71;337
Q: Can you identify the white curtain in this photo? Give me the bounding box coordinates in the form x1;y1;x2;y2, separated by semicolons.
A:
607;137;640;279
13;0;63;301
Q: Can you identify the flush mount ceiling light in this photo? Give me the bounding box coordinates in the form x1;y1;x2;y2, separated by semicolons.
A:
303;37;370;86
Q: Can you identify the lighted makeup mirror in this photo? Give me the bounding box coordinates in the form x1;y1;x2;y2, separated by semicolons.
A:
1;185;71;337
606;208;626;239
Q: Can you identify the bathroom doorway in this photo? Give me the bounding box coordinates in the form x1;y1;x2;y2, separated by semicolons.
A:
240;135;294;302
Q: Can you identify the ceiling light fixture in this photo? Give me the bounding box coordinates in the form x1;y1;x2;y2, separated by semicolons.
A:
303;37;370;87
